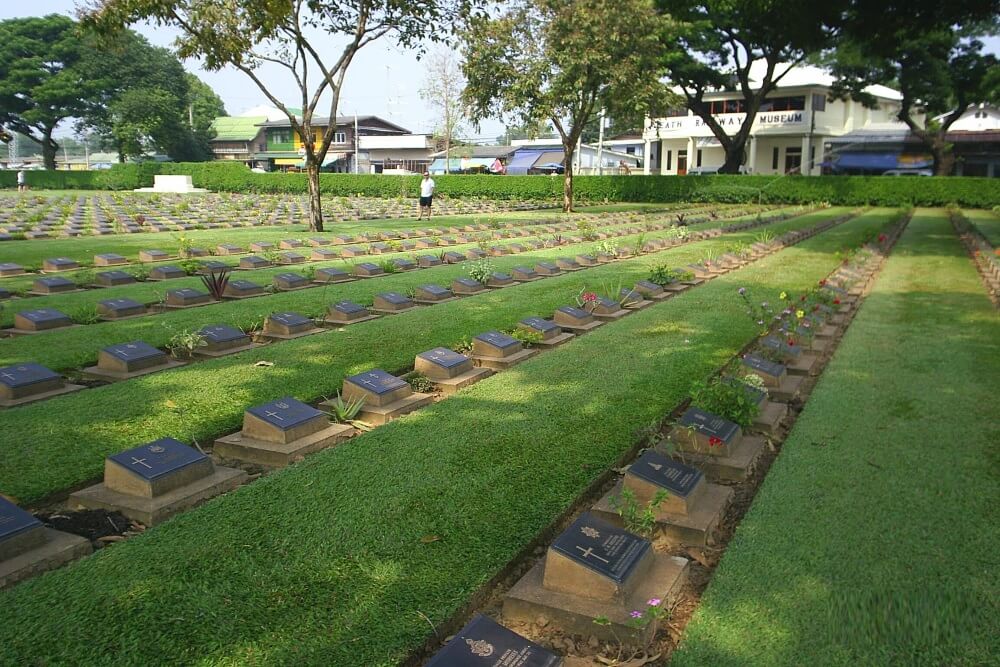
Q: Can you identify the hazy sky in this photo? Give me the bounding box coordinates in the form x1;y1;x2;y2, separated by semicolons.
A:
0;0;507;141
3;2;998;143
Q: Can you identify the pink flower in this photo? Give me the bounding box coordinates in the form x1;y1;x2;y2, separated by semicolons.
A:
630;610;643;619
582;291;597;303
647;598;662;607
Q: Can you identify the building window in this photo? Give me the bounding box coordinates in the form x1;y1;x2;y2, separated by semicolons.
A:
626;146;635;154
772;147;779;170
333;131;347;144
666;150;672;171
696;150;703;167
759;95;806;112
269;129;293;145
812;94;826;111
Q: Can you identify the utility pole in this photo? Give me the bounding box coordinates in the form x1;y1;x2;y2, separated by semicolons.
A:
596;109;606;176
354;114;360;174
189;104;194;127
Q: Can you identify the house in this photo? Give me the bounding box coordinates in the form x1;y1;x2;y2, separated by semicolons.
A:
359;134;436;174
643;61;906;176
209;116;268;166
824;103;1000;177
508;139;640;174
253;115;416;173
427;145;520;174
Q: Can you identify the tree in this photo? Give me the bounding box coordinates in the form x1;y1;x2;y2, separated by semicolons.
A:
420;49;467;173
494;120;553;145
85;0;476;232
828;2;1000;175
654;0;840;173
463;0;672;212
0;15;92;169
186;73;227;161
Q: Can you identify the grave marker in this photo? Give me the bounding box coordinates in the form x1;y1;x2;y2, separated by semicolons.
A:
94;253;127;266
552;305;602;333
272;272;311;291
413;284;455;304
95;270;136;287
325;300;378;325
334;369;432;425
313;267;353;284
148;265;186;280
353;262;384;277
518;316;574;348
195;324;253;357
97;297;146;319
425;614;561;667
30;276;78;295
264;311;321;339
13;308;73;333
166;288;212;308
471;331;538;370
223;279;265;298
0;497;91;590
373;291;416;314
452;277;486;295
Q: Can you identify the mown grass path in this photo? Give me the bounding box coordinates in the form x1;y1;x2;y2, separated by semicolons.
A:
672;210;1000;666
0;212;895;666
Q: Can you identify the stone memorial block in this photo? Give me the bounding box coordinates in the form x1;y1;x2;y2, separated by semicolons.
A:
241;398;332;445
277;251;307;265
552;306;602;333
518;316;574;348
0;288;9;300
13;308;73;333
673;407;741;457
279;239;304;250
0;263;25;277
741;354;788;388
634;280;667;300
618;288;647;309
555;257;581;271
511;266;539;282
418;255;442;268
575;254;598;267
487;272;515;288
471;331;538;370
760;337;817;376
314;267;353;284
414;347;492;394
392;258;417;271
373;291;416;313
264;311;320;339
425;614;561;667
508;243;528;253
443;252;465;264
452;277;486;295
310;248;338;261
223;279;265;298
489;245;511;256
353;262;384;278
0;362;81;406
196;324;253;357
413;284;455;304
377;230;400;240
623;450;707;516
534;262;561;276
216;243;245;255
335;369;432;425
94;253;127;267
239;255;270;270
42;257;79;272
334;234;355;244
414;238;439;249
97;298;146;319
95;270;136;287
166;288;212;308
70;438;246;525
196;260;230;274
0;497;91;590
89;340;178;379
272;272;311;291
30;276;78;295
504;512;687;643
181;247;209;258
325;300;378;325
249;241;275;253
589;296;629;321
308;237;331;247
341;245;367;257
149;265;186;280
368;242;391;254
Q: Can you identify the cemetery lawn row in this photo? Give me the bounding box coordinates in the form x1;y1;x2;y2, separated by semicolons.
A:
0;210;897;666
0;208;858;504
0;208;807;370
671;210;1000;667
963;207;1000;247
0;209;579;268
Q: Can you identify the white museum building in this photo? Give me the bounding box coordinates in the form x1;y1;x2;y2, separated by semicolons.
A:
642;61;904;176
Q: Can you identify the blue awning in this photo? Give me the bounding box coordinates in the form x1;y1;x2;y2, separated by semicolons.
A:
506;150;545;175
831;152;934;172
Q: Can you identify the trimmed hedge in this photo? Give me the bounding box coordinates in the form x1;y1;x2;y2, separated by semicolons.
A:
3;162;998;206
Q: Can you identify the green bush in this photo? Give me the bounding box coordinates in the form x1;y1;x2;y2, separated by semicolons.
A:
3;162;998;207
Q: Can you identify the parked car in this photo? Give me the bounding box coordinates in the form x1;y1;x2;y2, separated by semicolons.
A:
881;168;932;177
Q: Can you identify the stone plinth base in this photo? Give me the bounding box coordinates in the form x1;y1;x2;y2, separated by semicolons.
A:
214;423;353;467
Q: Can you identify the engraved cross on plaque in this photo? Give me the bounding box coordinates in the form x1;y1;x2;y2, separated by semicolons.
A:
575;546;610;564
131;457;153;469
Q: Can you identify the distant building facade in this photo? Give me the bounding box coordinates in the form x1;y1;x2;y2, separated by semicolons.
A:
643;62;904;176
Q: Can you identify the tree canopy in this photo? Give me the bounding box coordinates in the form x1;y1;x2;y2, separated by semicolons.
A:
463;0;673;211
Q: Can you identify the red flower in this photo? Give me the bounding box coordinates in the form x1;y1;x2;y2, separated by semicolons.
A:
787;338;795;346
833;298;841;304
582;291;597;302
708;436;723;448
878;234;887;242
818;279;826;286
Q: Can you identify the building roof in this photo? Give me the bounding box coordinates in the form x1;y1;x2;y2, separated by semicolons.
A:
238;105;302;121
210;116;267;142
429;145;519;159
257;115;411;134
678;61;903;102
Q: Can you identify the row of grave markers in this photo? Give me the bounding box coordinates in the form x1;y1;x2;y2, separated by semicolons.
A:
950;212;1000;305
0;210;812;406
0;210;856;595
419;219;904;664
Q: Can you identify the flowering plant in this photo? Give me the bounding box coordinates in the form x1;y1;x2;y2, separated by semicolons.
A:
576;288;599;310
625;597;671;631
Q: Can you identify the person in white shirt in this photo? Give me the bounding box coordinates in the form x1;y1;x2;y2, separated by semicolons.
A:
17;170;26;193
418;171;436;220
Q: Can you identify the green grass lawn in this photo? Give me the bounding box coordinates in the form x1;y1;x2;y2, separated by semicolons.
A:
0;208;800;369
0;208;844;503
0;209;896;667
672;209;1000;666
963;208;1000;247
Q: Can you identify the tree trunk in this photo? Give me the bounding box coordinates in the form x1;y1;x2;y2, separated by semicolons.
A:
562;146;574;213
719;137;747;174
929;133;955;176
306;159;324;232
41;127;58;171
